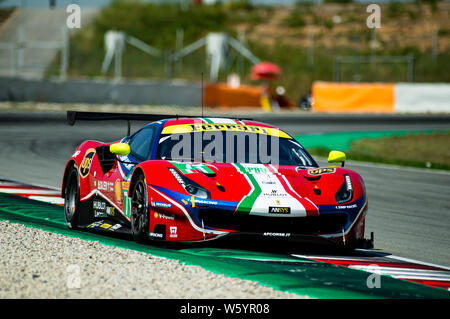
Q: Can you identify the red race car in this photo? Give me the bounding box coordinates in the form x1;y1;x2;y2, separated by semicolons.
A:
62;111;372;249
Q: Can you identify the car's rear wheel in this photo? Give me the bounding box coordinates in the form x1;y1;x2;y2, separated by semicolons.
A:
64;166;80;229
131;175;149;243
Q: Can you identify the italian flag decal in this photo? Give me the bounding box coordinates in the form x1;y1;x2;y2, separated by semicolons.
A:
233;163;319;217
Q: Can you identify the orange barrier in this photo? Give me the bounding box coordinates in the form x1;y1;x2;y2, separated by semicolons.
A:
204;83;263;108
312;82;395;113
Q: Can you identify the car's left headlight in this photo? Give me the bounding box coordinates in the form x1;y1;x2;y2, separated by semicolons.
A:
335;174;353;204
169;167;211;199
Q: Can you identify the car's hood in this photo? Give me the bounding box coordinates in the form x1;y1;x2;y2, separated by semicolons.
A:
164;161;365;217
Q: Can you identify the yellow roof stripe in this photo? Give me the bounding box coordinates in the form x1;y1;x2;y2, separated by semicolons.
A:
161;123;291;138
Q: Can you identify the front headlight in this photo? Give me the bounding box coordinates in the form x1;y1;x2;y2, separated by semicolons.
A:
169;167;210;199
335;174;353;204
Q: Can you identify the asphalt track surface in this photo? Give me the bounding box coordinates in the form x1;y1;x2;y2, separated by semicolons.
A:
0;111;449;267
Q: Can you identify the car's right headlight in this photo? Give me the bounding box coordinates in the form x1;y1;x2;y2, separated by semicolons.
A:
335;174;353;204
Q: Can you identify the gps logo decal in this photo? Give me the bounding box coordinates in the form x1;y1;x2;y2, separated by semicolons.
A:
268;206;291;214
307;167;336;176
80;149;95;178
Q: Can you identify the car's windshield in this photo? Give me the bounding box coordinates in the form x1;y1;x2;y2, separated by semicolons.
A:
155;130;318;167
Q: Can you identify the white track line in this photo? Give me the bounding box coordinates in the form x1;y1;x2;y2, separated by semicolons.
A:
383;254;450;271
292;253;450;272
348;265;450;278
290;254;375;262
27;196;65;205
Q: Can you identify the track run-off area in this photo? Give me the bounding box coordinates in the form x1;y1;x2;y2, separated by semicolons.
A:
0;180;449;298
0;110;449;298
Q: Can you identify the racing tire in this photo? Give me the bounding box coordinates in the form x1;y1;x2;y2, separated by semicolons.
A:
64;165;81;229
130;175;149;244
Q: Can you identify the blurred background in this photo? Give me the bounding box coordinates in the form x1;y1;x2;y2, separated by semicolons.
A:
0;0;448;112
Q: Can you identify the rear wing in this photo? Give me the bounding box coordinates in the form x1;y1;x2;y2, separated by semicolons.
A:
67;110;190;126
67;110;252;135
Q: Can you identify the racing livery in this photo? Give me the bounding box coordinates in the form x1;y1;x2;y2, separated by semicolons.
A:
62;111;371;248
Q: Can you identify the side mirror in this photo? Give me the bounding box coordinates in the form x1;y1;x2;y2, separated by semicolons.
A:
328;150;346;167
110;142;130;156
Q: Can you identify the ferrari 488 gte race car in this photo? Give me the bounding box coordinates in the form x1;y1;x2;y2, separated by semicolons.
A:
62;111;372;249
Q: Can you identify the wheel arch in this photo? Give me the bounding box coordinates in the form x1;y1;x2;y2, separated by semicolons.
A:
128;166;146;198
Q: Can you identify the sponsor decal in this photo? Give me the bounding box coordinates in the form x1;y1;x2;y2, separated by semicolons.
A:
106;206;115;216
122;189;131;218
154;212;175;220
151;201;172;209
109;224;122;231
100;223;112;229
169;226;178;238
87;221;103;228
149;232;164;239
115;180;122;203
263;232;291;237
307;167;336;176
241;165;270;175
93;199;108;217
161;123;291;138
87;221;121;231
262;189;288;197
192;198;218;206
97;180;114;192
93;200;106;210
121;180;130;206
87;221;111;229
336;203;357;209
268;206;291;214
79;149;95;178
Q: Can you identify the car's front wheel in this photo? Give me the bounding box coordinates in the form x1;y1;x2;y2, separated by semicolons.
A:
130;175;149;243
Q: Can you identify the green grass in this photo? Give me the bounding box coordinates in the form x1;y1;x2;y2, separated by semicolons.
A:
308;132;450;170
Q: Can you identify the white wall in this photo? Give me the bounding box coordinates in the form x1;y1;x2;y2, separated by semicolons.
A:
395;83;450;113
